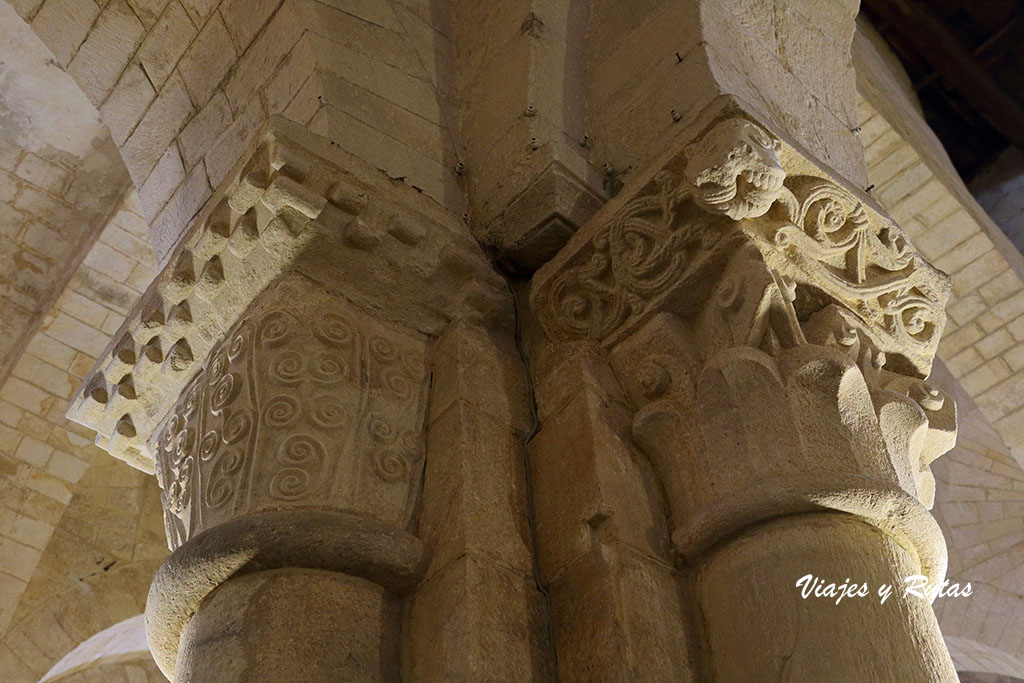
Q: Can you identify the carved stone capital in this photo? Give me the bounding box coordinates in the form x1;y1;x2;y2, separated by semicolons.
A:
610;312;952;585
153;274;429;550
66;117;507;470
683;117;786;220
529;110;957;584
532;112;950;379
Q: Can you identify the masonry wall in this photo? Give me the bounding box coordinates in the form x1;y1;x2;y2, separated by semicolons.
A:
0;192;159;651
971;148;1024;254
11;0;459;262
853;18;1024;678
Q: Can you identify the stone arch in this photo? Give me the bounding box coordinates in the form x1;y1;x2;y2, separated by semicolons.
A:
0;457;166;682
930;401;1024;676
9;0;467;262
582;0;866;191
39;614;161;682
946;636;1024;681
0;0;130;380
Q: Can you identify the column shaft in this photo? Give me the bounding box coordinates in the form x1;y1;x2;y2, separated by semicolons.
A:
698;513;957;681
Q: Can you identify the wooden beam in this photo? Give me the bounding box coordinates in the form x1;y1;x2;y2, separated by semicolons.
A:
913;14;1024;90
864;0;1024;149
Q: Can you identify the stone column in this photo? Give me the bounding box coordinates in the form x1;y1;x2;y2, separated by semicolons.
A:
527;103;960;681
65;118;516;682
146;275;430;681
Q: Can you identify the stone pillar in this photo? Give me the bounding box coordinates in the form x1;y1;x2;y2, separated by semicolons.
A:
65;117;519;681
145;275;431;681
527;103;960;681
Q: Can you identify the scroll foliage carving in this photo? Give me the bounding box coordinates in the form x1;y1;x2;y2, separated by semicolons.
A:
539;172;741;345
155;277;428;550
756;176;948;375
533;116;950;378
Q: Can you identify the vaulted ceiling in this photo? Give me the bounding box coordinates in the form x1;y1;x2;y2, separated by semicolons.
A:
0;1;128;384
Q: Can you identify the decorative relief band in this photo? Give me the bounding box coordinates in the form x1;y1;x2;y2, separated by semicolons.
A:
533;115;950;378
155;274;428;550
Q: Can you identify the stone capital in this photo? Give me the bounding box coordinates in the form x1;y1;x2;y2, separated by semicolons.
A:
531;102;951;379
528;102;957;588
62;117;514;681
66;116;508;472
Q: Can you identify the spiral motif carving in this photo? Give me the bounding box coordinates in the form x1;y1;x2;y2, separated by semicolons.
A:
279;434;325;465
368;414;396;443
199;430;220;461
223;407;253;444
313;313;353;348
369;335;397;363
805;197;850;241
174;427;195;462
227;328;248;360
269;351;303;384
204;476;232;509
205;449;244;509
183;384;201;417
166;414;181;438
373;450;408;482
258;310;291;348
167;477;188;514
154;277;430;546
210;373;240;413
309;353;347;384
263;394;300;428
269;435;326;500
269;468;309;500
380;368;413;399
310;396;348;429
208;352;229;384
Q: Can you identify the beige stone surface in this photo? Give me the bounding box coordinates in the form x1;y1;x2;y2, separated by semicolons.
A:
0;455;166;682
922;368;1024;674
0;1;129;384
0;190;159;665
700;513;956;681
67;117;506;471
526;107;958;680
854;17;1024;476
14;0;463;262
2;2;1024;680
178;569;400;682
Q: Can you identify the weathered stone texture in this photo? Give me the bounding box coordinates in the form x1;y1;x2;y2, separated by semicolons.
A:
0;193;159;653
4;1;1024;681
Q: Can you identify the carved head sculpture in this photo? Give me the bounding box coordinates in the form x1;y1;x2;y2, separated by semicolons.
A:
683;118;786;220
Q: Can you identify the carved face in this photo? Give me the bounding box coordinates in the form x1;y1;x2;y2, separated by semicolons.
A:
684;119;785;220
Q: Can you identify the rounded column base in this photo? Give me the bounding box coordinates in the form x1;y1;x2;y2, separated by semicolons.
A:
145;510;427;679
176;568;399;682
